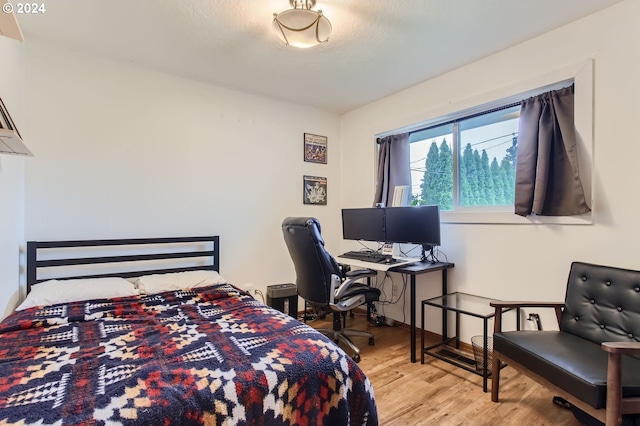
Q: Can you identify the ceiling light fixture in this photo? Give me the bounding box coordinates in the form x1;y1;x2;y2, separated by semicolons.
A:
273;0;331;49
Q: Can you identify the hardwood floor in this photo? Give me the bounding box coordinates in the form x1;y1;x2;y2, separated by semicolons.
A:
307;312;581;426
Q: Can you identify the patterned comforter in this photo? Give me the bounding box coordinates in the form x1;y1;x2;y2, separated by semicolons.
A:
0;283;377;425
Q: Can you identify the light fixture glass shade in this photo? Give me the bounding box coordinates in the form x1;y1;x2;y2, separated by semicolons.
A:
273;4;331;48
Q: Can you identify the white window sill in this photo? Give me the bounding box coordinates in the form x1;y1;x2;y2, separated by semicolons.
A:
441;210;592;225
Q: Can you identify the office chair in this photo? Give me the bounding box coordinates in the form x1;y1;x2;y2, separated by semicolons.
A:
282;217;381;362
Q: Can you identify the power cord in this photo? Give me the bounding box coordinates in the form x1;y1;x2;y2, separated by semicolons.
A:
398;244;448;264
356;240;385;253
435;247;448;263
422;247;440;263
253;289;266;304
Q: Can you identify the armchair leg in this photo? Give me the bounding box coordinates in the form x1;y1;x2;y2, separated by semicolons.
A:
491;352;501;402
606;352;623;426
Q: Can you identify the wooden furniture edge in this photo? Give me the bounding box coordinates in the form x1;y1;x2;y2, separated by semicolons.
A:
602;342;640;354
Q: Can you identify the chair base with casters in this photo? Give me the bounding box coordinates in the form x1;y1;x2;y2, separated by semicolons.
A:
314;305;376;363
327;274;379;362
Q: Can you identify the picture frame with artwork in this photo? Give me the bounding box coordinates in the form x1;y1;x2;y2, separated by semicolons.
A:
303;175;327;205
303;133;327;164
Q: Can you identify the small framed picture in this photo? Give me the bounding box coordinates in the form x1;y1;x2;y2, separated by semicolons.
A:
303;175;327;205
304;133;327;164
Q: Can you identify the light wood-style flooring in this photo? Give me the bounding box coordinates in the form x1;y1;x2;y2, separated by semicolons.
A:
308;312;582;426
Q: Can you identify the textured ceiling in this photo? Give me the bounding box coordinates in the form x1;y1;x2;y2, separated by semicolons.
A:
17;0;623;113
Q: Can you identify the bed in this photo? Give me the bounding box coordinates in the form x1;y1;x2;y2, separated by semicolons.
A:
0;236;378;425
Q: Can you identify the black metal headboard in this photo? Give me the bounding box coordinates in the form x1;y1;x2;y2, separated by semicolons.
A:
26;236;220;293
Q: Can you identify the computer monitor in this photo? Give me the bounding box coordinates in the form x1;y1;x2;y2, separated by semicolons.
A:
341;208;386;242
384;205;441;251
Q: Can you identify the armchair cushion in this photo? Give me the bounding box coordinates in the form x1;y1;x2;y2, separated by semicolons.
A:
495;330;640;409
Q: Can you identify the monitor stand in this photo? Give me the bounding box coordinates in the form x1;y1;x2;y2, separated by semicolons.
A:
421;244;435;262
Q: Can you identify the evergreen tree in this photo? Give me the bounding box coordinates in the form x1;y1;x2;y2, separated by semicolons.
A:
491;157;507;205
504;134;518;167
502;135;518;204
460;143;477;206
420;141;440;206
472;149;485;205
413;132;518;210
480;150;495;205
437;139;453;210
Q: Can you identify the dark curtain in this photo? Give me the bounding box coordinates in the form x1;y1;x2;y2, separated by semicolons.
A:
514;86;591;216
373;133;410;207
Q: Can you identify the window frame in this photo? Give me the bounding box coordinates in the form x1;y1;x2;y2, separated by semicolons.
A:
374;59;593;225
410;106;521;212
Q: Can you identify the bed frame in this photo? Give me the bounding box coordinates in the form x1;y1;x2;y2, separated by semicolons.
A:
26;236;219;293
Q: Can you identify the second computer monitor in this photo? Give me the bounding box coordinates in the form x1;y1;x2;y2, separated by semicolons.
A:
384;205;441;248
342;208;386;242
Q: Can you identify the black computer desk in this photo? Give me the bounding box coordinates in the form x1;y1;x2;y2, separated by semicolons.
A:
336;256;455;363
391;260;455;362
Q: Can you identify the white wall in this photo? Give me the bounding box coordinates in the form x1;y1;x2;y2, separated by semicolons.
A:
340;0;640;339
0;36;26;318
8;1;640;340
22;41;341;303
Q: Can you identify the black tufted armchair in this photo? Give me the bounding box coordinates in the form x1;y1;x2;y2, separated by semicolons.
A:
490;261;640;426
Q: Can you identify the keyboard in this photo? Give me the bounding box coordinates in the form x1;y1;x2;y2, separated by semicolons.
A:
339;250;396;264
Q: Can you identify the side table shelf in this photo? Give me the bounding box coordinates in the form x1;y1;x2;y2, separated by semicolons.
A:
420;292;520;392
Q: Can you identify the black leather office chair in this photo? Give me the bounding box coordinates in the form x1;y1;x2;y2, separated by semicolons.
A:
282;217;381;362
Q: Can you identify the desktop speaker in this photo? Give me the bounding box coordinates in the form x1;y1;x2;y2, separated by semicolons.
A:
266;283;298;318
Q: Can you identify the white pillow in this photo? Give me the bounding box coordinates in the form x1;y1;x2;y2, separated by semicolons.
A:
16;277;139;311
134;270;227;295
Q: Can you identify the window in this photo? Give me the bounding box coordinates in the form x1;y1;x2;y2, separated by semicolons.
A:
374;59;593;224
409;106;520;211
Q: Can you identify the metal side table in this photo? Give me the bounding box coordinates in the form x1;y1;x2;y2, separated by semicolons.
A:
421;292;520;392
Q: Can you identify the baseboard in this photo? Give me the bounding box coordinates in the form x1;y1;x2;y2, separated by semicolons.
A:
351;308;475;353
296;306;475;354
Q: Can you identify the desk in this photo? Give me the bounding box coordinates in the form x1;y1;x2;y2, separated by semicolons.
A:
391;261;454;363
335;256;422;272
337;256;454;363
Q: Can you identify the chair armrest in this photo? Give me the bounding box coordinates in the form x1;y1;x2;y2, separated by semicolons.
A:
345;269;378;279
490;301;565;333
602;341;640;355
335;269;377;300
